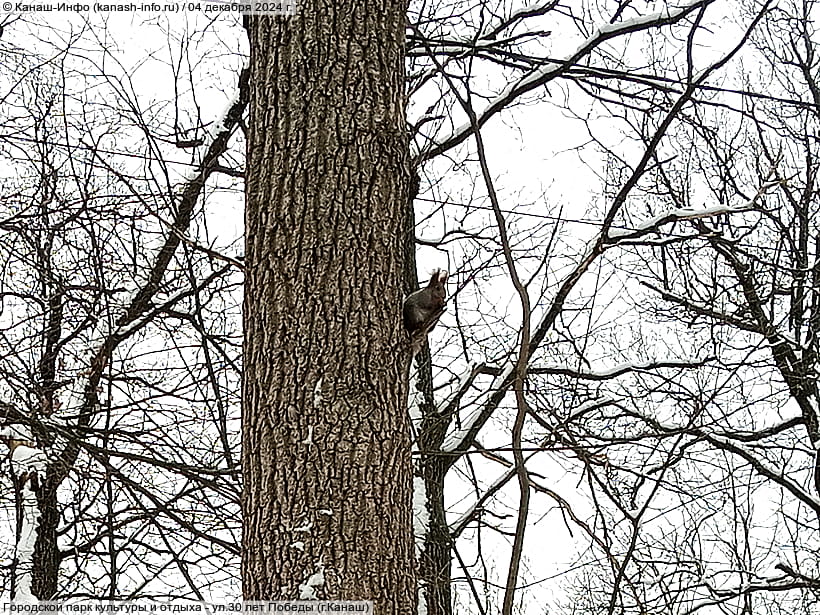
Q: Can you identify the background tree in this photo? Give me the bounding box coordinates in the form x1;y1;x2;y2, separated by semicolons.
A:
597;0;820;609
404;2;771;613
0;17;247;600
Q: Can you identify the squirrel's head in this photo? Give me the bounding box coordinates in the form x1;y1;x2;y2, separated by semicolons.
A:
427;269;448;303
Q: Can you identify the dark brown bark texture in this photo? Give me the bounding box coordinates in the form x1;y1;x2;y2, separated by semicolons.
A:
243;5;415;614
32;484;58;599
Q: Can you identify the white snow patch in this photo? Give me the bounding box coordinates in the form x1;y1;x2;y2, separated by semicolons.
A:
179;92;240;184
298;564;325;600
293;521;313;533
290;541;305;552
0;424;33;441
608;204;751;241
11;445;48;475
408;364;432;452
412;476;430;559
417;585;428;615
567;396;614;421
208;92;240;139
114;319;141;338
609;180;780;242
317;509;332;516
13;495;40;604
312;378;324;409
11;453;44;602
595;4;702;37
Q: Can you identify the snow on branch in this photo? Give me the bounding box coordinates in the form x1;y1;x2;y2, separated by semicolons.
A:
699;430;820;515
440;362;515;453
419;0;712;161
1;427;47;603
523;357;713;379
605;179;781;243
684;564;819;614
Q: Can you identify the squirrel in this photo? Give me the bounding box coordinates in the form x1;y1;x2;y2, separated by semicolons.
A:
403;270;448;353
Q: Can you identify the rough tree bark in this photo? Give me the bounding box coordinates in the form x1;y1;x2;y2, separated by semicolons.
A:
242;4;416;613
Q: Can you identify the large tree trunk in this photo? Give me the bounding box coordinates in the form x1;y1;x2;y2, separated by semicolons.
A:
242;5;415;614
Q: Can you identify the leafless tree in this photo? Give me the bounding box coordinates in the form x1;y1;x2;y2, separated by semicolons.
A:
0;17;246;600
6;2;820;614
543;0;820;611
404;1;779;613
